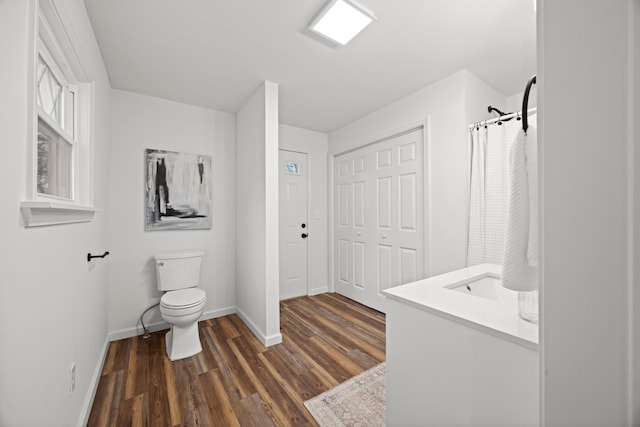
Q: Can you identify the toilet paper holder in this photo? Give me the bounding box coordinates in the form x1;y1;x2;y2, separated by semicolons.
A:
87;251;110;262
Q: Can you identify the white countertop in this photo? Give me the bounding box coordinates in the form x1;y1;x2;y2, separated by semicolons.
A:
382;264;539;350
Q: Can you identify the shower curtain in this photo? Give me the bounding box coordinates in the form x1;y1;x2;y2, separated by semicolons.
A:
467;114;537;266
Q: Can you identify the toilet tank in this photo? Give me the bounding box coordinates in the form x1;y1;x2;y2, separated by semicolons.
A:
155;250;204;291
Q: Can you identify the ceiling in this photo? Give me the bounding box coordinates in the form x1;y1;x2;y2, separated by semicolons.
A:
84;0;536;133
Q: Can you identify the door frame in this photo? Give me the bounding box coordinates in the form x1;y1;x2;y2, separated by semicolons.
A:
328;118;432;296
278;148;311;298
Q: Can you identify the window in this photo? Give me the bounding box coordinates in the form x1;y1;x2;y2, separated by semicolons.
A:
21;0;96;226
285;161;300;175
37;117;73;198
36;49;75;199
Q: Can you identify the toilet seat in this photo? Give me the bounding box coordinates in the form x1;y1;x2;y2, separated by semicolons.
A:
161;288;206;309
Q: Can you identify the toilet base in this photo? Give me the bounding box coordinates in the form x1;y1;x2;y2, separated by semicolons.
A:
164;322;203;361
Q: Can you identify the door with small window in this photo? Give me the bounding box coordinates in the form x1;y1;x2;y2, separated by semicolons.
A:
279;150;309;300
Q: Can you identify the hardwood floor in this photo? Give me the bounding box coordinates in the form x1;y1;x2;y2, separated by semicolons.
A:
87;293;386;426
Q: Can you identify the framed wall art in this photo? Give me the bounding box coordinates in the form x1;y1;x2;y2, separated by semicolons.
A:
145;148;212;230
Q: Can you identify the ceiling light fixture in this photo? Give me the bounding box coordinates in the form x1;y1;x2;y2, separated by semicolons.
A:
309;0;375;46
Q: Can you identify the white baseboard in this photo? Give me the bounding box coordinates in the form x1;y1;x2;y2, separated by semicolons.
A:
201;306;236;322
264;332;283;346
77;337;110;427
108;306;237;342
309;286;328;296
236;307;282;347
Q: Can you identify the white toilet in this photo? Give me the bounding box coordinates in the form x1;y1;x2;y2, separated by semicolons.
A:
155;250;207;361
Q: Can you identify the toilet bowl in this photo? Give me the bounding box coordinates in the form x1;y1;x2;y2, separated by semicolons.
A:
160;288;206;325
155;250;207;361
160;288;206;360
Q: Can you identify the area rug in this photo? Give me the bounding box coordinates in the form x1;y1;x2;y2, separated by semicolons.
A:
304;362;385;427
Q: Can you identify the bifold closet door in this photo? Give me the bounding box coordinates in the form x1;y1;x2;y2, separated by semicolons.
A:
334;128;425;313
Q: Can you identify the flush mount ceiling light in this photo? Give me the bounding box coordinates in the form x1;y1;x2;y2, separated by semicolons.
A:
309;0;376;46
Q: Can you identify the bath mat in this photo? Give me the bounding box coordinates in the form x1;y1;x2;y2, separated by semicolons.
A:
304;362;385;427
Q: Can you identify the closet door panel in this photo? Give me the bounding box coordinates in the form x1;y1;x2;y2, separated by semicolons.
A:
338;239;350;285
378;244;393;292
400;247;418;285
353;241;366;289
399;173;417;231
338;184;350;227
334;127;425;312
353;181;366;228
377;176;392;229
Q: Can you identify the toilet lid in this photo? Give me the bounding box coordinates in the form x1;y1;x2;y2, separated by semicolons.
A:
161;288;206;308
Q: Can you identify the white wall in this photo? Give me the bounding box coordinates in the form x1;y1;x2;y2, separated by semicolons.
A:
279;124;329;295
107;90;236;338
264;82;280;345
236;81;282;346
329;69;506;278
0;0;111;425
634;1;640;421
540;0;636;425
464;71;509;126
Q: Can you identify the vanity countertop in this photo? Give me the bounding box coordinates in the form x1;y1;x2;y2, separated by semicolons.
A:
382;263;538;350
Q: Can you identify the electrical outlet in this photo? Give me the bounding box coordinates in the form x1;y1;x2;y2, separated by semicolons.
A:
69;363;76;396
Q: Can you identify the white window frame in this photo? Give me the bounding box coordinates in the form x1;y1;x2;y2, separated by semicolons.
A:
21;0;96;227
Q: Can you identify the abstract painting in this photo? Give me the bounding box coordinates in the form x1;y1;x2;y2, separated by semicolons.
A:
145;148;212;230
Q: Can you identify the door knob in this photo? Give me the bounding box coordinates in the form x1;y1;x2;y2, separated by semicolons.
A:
301;223;306;228
301;233;308;239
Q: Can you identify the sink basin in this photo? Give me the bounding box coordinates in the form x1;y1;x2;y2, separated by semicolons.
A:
446;274;505;302
382;263;538;348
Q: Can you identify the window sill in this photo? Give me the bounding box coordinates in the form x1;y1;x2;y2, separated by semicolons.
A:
20;201;96;227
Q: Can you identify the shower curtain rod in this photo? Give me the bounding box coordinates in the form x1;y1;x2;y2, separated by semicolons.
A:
469;107;537;130
522;75;537;132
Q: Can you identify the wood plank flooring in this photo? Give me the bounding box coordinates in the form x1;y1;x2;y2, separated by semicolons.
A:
87;293;386;427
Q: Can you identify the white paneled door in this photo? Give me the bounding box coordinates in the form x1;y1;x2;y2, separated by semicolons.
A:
334;128;425;312
279;150;309;300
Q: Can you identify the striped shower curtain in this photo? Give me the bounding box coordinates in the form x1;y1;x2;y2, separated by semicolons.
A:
467;115;536;266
